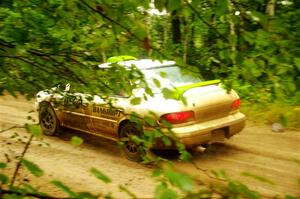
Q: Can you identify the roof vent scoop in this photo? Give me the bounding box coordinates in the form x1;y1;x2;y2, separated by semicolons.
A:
107;55;137;63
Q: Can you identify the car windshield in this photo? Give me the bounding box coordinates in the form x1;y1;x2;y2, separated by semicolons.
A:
142;66;202;89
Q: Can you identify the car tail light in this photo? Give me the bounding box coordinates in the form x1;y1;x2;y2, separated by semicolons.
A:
231;99;241;110
160;111;195;124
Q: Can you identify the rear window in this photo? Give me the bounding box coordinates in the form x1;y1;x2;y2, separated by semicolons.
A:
143;66;202;88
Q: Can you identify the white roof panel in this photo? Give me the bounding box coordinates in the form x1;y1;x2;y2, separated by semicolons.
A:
98;59;176;70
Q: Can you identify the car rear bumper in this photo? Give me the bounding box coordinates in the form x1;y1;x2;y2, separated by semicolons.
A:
159;112;246;148
176;112;246;148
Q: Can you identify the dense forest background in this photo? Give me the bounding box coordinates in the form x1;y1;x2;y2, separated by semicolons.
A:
1;0;299;104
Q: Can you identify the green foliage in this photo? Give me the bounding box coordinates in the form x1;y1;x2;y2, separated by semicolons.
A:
241;101;300;128
144;116;157;127
155;182;178;199
3;194;23;199
70;136;84;147
162;88;178;99
242;171;275;185
0;0;150;97
1;0;300;198
211;170;229;181
279;114;288;127
0;173;9;184
175;143;191;162
21;159;44;177
25;124;42;138
125;111;192;164
163;167;194;192
0;162;7;169
1;156;299;198
227;181;261;199
130;97;142;105
51;180;100;198
166;0;181;12
152;166;268;199
285;195;298;199
119;185;137;199
153;78;161;88
0;0;299;117
90;167;111;184
211;170;262;199
215;0;228;15
182;0;300;105
51;180;77;198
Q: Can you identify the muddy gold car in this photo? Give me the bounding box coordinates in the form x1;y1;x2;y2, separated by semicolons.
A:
36;58;246;161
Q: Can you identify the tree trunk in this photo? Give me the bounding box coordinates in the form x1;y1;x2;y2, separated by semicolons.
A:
147;17;153;57
183;19;189;65
265;0;276;31
163;16;169;49
171;11;181;44
101;51;106;62
227;0;236;64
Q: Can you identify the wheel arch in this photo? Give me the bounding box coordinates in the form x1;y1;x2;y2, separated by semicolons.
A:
38;101;52;116
38;100;62;123
39;100;52;107
118;119;131;138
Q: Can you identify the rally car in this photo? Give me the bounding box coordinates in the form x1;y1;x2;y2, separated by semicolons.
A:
36;57;246;161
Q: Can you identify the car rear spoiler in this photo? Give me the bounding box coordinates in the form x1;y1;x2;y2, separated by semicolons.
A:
175;79;221;99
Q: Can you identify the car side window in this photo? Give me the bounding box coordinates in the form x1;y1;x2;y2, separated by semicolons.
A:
99;68;129;98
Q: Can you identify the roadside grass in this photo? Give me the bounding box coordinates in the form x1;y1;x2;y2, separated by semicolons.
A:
241;100;300;130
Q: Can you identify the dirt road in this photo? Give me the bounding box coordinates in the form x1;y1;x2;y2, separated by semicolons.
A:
0;95;299;198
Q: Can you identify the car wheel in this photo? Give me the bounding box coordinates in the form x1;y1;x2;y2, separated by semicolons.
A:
39;102;60;136
120;122;144;162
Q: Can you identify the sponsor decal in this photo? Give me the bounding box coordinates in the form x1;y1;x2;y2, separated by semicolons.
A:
92;106;121;117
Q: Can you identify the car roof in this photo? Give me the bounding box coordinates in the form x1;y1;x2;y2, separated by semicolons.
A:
98;59;176;70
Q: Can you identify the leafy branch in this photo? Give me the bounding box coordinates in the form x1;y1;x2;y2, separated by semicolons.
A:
0;125;25;134
183;0;227;40
9;134;33;187
79;0;142;41
0;189;71;199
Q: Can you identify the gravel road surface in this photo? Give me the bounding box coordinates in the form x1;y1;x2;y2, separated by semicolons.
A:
0;95;299;198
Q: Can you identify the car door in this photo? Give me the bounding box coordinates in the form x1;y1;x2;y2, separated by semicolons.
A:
89;95;124;140
60;93;92;132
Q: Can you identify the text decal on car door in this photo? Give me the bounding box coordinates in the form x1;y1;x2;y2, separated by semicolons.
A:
92;106;121;117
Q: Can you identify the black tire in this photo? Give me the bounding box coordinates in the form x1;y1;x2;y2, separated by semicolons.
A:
39;102;60;136
201;143;210;148
119;122;144;162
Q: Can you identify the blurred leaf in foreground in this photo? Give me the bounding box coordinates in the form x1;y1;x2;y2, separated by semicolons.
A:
90;167;111;184
70;136;83;147
21;159;44;177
